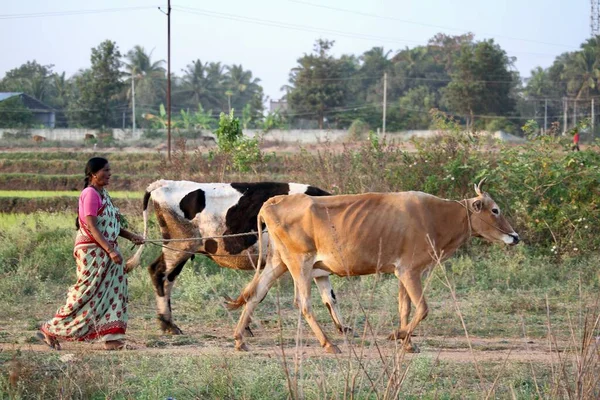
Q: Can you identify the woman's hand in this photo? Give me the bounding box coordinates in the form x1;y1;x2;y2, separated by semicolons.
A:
130;233;145;245
108;248;123;265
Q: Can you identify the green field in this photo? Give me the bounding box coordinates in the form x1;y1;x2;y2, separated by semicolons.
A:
0;137;599;398
0;212;598;398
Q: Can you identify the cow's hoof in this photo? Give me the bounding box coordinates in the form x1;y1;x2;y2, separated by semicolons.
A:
235;342;249;352
387;330;407;341
325;344;341;354
403;343;420;353
168;326;183;335
244;326;254;337
338;325;353;334
158;317;183;335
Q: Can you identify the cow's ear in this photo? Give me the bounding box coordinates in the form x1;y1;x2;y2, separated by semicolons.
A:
472;199;483;213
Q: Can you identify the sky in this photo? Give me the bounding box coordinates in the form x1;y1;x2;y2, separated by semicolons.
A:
0;0;592;103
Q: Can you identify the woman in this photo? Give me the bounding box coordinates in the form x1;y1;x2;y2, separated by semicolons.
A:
37;157;144;350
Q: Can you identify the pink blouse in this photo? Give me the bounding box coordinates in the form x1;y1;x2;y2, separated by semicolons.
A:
78;187;103;223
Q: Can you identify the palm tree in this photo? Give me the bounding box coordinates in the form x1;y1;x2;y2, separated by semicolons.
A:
51;72;70;108
562;47;600;99
225;64;261;112
123;46;166;124
180;60;224;111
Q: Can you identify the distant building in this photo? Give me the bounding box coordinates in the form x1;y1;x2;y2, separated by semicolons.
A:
0;92;56;128
269;99;288;113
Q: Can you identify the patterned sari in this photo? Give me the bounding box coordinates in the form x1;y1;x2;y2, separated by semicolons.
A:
41;189;128;342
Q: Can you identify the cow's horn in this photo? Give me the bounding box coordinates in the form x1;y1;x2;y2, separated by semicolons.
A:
474;177;486;196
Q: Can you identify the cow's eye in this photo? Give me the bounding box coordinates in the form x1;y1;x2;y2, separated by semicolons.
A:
492;208;499;215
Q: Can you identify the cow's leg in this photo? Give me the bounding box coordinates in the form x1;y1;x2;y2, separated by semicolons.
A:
313;275;350;334
390;271;428;352
287;255;340;354
149;249;192;334
388;274;416;352
234;254;287;351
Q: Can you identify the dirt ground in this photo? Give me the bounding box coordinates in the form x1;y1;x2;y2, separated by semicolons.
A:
0;326;574;365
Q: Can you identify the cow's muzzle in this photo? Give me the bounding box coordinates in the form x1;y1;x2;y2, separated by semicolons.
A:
508;233;520;245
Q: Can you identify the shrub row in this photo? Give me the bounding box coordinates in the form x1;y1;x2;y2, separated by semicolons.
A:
0;159;164;175
0;151;163;162
0;196;141;214
0;173;155;191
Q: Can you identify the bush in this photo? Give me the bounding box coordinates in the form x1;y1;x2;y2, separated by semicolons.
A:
2;130;32;140
213;109;264;172
486;118;517;135
142;128;165;140
214;109;242;152
347;119;370;141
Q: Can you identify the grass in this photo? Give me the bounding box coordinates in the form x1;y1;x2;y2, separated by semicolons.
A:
0;212;598;398
0;139;599;398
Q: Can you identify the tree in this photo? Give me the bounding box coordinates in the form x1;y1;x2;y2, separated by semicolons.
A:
0;96;34;128
179;60;224;112
225;64;264;120
123;45;166;124
69;40;124;128
286;39;349;129
0;61;55;103
562;46;600;99
397;86;436;129
443;39;517;128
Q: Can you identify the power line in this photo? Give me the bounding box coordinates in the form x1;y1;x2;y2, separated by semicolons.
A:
0;6;159;20
174;5;560;59
288;0;579;50
173;6;423;46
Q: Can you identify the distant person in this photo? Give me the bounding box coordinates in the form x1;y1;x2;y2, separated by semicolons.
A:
572;129;580;151
36;157;144;350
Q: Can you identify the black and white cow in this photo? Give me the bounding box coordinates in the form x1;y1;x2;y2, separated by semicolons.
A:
126;180;348;335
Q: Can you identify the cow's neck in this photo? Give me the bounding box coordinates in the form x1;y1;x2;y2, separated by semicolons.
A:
428;198;472;260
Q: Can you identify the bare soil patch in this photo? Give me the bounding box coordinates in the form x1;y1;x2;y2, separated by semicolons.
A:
1;328;569;365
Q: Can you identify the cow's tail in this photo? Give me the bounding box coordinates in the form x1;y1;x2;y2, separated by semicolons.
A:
224;210;267;310
125;180;166;271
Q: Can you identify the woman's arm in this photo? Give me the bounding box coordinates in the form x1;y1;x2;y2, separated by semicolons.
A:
85;215;123;264
119;228;144;245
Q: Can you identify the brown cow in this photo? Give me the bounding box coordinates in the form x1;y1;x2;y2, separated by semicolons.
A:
32;135;46;143
227;180;519;353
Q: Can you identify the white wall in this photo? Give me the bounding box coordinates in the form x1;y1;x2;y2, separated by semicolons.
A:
0;128;526;143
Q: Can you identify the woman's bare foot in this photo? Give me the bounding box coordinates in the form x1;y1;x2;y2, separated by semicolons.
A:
104;340;124;350
103;340;136;350
36;331;61;350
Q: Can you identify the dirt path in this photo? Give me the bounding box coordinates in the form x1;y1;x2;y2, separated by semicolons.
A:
1;334;573;364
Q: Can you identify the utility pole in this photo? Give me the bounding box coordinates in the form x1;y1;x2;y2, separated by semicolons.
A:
592;0;600;36
225;90;233;113
544;99;548;133
167;0;172;162
382;72;387;134
592;98;595;138
563;97;567;134
131;75;136;133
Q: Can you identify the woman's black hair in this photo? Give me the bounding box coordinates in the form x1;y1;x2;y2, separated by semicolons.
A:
75;157;109;229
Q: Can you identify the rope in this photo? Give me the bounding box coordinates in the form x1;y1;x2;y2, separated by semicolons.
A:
145;241;259;258
141;230;266;244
